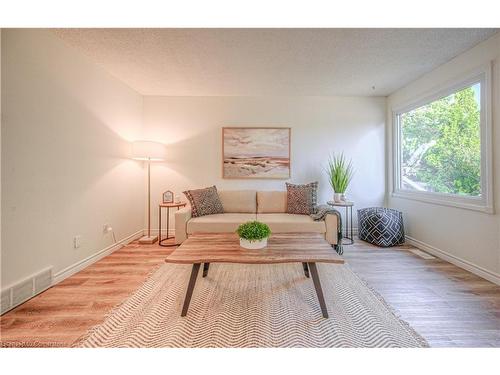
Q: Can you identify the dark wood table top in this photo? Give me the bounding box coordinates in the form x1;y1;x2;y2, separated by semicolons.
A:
165;233;344;264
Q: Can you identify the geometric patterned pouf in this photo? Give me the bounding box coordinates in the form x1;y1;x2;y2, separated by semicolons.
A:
357;207;405;247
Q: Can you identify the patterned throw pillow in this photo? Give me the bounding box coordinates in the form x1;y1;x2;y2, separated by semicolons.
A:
183;185;224;218
286;181;318;215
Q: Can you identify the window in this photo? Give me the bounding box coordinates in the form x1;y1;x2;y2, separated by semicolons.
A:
392;65;493;213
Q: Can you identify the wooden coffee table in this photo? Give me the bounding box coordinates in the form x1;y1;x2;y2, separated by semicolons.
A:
165;232;344;318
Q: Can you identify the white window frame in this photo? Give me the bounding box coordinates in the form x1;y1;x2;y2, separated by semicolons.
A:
392;63;493;213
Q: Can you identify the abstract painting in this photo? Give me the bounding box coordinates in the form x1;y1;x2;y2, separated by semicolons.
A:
222;127;291;179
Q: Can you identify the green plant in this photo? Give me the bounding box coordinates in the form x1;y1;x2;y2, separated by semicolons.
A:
326;152;354;193
236;221;271;242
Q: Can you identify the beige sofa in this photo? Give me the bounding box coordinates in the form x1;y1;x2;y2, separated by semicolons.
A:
175;190;338;246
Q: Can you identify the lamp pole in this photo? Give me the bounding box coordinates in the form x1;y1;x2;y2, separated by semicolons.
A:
132;140;165;244
147;157;151;238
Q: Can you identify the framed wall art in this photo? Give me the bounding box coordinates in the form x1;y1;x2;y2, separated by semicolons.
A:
222;127;291;179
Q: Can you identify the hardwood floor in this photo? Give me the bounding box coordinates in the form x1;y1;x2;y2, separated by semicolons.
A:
343;242;500;347
1;237;499;347
0;239;175;347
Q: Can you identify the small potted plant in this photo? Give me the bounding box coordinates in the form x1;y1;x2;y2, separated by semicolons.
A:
236;221;271;250
326;152;354;202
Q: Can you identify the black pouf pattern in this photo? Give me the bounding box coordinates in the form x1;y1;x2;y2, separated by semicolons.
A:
357;207;405;247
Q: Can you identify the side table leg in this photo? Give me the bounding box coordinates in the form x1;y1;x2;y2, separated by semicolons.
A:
350;205;353;243
158;206;162;243
308;262;329;318
166;207;170;239
181;263;201;317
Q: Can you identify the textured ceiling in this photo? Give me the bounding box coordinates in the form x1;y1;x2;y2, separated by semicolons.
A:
53;28;498;96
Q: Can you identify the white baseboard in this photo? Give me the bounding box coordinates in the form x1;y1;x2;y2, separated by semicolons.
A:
53;229;144;284
405;235;500;286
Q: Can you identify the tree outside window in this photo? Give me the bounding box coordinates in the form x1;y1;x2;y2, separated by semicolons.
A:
399;83;481;197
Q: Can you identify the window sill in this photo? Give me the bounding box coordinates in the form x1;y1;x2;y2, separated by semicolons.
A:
391;190;494;214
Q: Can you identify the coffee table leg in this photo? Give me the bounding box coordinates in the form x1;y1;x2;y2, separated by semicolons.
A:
181;263;201;317
302;262;310;278
202;263;210;278
308;263;329;318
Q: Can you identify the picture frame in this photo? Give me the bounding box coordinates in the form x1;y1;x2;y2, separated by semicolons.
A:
222;127;291;179
162;190;174;204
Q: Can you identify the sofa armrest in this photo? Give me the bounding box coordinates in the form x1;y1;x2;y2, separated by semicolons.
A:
175;207;192;244
324;213;339;245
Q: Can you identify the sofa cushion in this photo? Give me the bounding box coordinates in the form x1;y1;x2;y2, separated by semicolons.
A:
257;191;287;213
219;190;257;213
256;213;326;233
187;213;256;234
286;182;318;215
183;185;224;217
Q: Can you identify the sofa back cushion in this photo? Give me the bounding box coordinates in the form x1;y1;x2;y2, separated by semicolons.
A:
257;191;287;213
219;190;257;213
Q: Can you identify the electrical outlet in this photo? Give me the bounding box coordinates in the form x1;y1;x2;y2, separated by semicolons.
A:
103;224;113;234
73;235;82;249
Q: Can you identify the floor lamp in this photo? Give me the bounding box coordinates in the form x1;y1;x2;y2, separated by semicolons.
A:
132;140;166;244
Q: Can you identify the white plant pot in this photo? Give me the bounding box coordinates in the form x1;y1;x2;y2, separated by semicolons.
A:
334;193;343;203
240;237;268;250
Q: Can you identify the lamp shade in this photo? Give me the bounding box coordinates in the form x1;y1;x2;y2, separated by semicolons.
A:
131;140;166;161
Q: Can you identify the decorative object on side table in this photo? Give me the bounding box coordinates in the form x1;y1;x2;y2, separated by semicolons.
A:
326;152;354;202
236;221;271;250
131;140;167;244
158;202;187;247
327;200;354;245
162;190;174;204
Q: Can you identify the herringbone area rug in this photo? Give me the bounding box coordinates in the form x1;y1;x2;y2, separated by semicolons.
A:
76;263;428;347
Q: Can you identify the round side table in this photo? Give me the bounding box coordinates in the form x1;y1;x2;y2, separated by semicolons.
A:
158;202;187;247
326;200;354;245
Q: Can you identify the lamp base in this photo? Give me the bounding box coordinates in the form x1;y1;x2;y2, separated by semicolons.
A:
138;235;158;244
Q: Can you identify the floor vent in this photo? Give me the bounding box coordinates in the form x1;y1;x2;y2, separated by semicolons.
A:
11;279;33;306
1;289;11;315
1;267;53;315
34;268;53;294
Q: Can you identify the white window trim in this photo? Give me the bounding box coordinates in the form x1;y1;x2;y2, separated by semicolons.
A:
391;63;493;214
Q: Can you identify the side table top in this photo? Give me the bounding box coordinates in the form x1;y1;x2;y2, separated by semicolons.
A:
327;200;354;207
159;202;187;208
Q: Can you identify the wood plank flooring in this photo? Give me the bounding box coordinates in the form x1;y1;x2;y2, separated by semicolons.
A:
343;242;500;347
0;239;175;347
1;237;499;347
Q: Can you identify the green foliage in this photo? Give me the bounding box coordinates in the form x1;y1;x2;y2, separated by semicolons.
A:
401;85;481;196
325;152;354;193
236;221;271;242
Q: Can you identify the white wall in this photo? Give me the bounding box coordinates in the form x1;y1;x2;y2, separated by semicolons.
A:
0;29;2;285
1;29;145;287
142;95;386;229
386;32;500;280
